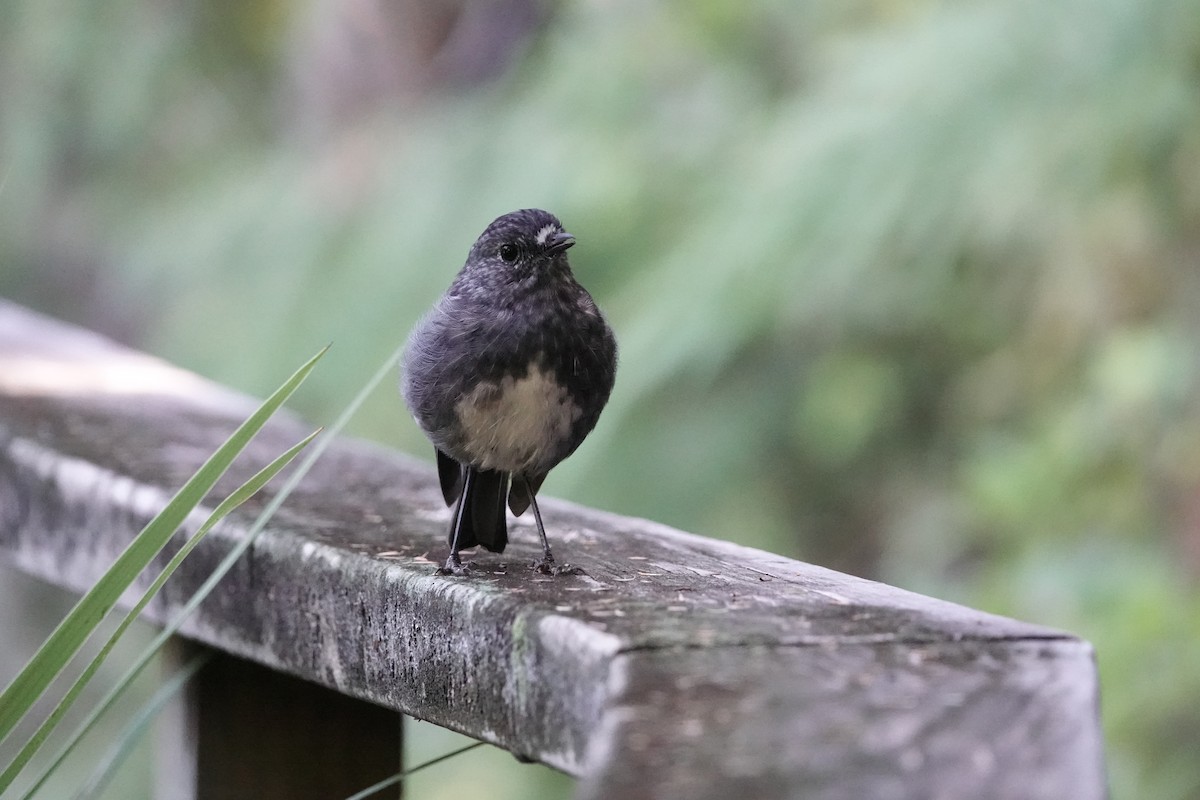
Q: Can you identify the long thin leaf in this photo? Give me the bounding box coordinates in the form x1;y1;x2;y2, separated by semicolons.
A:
17;342;402;800
71;652;213;800
0;345;326;746
343;743;486;800
2;429;320;794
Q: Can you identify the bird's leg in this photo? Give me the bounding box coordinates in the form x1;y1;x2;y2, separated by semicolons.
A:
527;490;554;570
437;468;473;576
528;492;584;576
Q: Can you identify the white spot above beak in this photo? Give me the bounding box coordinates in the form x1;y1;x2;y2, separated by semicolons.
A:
535;224;559;246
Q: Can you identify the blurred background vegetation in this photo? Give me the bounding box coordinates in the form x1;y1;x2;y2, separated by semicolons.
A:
2;0;1199;796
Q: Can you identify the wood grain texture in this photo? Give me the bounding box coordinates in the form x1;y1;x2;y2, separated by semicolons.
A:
0;300;1107;799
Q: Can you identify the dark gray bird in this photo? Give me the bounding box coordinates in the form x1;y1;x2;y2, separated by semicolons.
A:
402;209;617;575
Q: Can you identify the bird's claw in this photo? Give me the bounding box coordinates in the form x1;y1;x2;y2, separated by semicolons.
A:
436;554;472;576
532;557;585;576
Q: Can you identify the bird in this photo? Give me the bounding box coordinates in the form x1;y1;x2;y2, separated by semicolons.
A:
401;209;618;575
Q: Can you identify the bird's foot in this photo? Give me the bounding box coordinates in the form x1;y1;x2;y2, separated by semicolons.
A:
436;553;472;576
531;555;586;576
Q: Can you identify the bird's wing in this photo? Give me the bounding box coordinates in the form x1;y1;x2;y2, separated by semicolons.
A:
436;448;463;506
508;472;547;516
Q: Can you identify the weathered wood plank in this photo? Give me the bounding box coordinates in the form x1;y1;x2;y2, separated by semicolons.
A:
581;640;1105;800
0;299;1107;798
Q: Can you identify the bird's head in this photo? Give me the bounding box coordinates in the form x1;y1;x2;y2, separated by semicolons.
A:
463;209;576;287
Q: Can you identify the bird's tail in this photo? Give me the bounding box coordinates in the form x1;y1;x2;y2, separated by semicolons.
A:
450;466;509;553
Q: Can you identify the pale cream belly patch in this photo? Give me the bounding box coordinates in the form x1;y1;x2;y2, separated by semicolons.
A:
454;363;582;473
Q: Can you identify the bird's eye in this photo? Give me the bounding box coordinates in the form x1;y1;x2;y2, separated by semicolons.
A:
499;243;520;263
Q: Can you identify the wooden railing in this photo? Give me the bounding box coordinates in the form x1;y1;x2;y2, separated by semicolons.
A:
0;299;1108;799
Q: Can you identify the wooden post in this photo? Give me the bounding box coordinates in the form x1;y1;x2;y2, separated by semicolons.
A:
157;642;402;800
0;300;1109;799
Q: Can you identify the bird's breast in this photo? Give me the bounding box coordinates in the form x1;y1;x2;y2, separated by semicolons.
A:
453;361;583;474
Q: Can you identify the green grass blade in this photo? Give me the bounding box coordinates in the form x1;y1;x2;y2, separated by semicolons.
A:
70;652;212;800
3;429;320;795
15;342;401;800
0;345;326;744
342;743;486;800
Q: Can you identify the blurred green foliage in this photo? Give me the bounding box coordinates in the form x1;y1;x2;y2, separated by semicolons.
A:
3;0;1200;797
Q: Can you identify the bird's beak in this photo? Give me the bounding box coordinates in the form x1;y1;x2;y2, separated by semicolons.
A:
546;232;576;254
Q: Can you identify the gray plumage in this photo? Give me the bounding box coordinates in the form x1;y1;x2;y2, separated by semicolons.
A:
401;209;617;573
